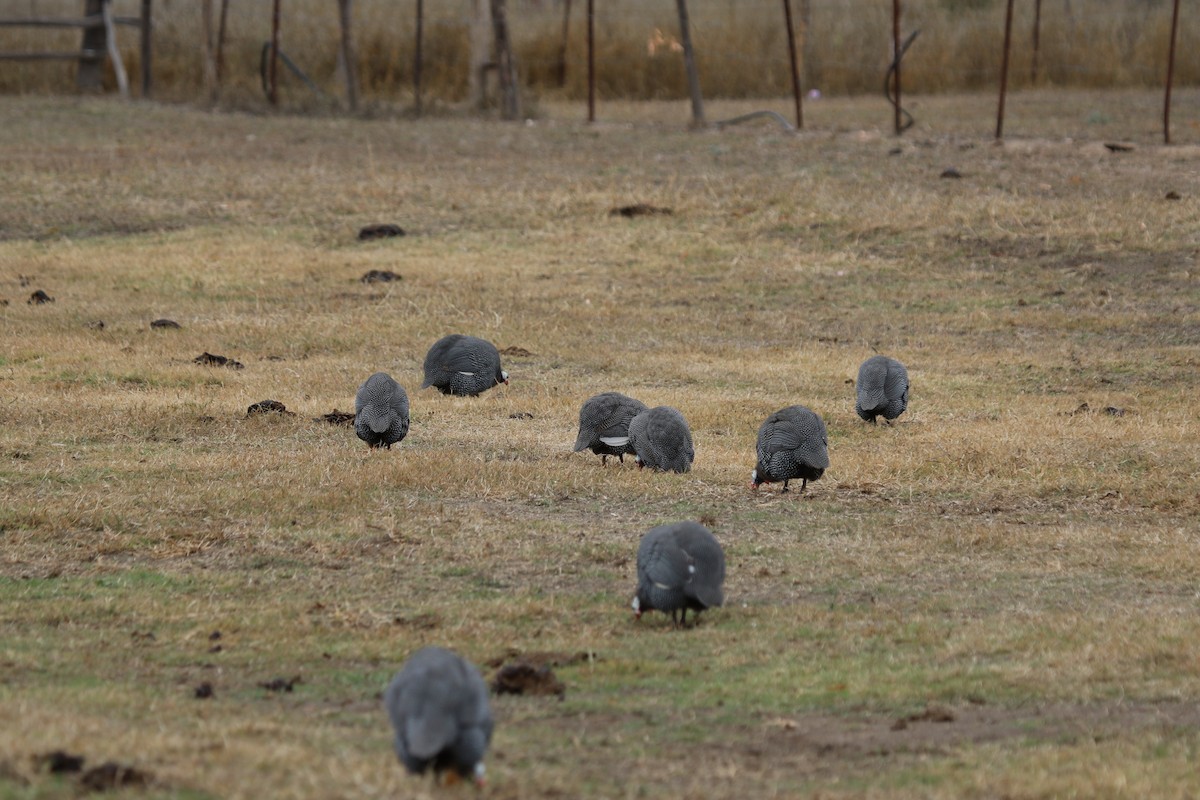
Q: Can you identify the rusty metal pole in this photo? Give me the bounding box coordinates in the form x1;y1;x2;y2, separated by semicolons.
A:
892;0;901;135
996;0;1014;140
1164;0;1181;144
1031;0;1042;84
782;0;803;129
268;0;281;106
586;0;595;122
414;0;424;115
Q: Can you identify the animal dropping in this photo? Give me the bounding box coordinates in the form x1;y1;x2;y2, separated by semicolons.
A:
855;355;909;424
354;372;410;449
421;335;509;397
752;405;829;493
632;521;725;627
573;392;648;465
385;647;494;787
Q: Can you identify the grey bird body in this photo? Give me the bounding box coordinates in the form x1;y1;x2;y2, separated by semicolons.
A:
752;405;829;493
420;334;509;397
855;355;909;423
632;521;725;627
627;406;694;474
384;646;494;785
354;372;410;449
572;392;648;465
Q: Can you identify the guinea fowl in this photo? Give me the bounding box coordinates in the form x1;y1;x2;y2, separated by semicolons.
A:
572;392;648;465
384;646;494;787
420;334;509;397
627;406;694;474
632;521;725;627
354;372;410;449
856;354;909;423
751;405;829;493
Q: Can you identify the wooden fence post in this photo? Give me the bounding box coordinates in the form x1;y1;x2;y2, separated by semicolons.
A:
77;0;105;91
140;0;153;97
675;0;705;128
337;0;358;111
100;0;128;98
586;0;594;122
491;0;520;120
414;0;424;114
268;0;281;105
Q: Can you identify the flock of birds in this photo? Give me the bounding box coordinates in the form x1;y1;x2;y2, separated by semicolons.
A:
358;334;910;786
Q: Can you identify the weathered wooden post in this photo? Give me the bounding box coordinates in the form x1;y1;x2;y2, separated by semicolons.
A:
100;0;128;98
77;0;105;91
782;0;802;129
892;0;901;135
996;0;1014;140
586;0;594;122
675;0;705;128
337;0;358;111
216;0;229;85
491;0;520;119
140;0;153;97
268;0;281;105
413;0;424;114
1164;0;1181;144
1031;0;1042;84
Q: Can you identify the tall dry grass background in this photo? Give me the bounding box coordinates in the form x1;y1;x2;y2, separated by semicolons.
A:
0;0;1197;107
1;89;1199;798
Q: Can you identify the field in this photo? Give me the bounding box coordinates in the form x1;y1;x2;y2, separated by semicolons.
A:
1;91;1199;799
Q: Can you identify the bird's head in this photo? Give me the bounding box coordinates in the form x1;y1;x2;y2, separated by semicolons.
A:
750;468;766;489
631;595;642;620
473;762;487;787
500;370;509;385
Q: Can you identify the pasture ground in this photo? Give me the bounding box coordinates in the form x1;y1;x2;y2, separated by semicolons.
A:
1;91;1199;799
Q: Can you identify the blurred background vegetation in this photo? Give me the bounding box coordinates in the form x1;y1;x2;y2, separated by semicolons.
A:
0;0;1194;108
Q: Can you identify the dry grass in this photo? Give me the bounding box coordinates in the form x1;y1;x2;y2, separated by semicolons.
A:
1;90;1199;799
1;0;1197;104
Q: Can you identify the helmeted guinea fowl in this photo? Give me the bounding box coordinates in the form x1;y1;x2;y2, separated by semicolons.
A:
354;372;410;449
751;405;829;493
384;646;494;787
855;354;909;424
627;406;694;474
572;392;648;465
632;521;725;627
420;334;509;397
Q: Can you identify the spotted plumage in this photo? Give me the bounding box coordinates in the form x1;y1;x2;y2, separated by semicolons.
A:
855;355;909;423
572;392;648;465
354;372;410;449
420;335;509;397
632;521;725;627
751;405;828;493
627;406;695;474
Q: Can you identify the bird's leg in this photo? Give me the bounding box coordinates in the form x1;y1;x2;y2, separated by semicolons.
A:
671;609;680;628
618;453;625;463
781;480;790;494
601;454;608;466
680;608;688;627
800;478;808;493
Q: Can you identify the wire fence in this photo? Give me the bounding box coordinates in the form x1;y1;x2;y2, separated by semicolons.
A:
0;0;1195;139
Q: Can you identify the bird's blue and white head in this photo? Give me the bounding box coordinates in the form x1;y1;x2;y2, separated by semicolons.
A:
631;594;642;619
473;762;486;786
